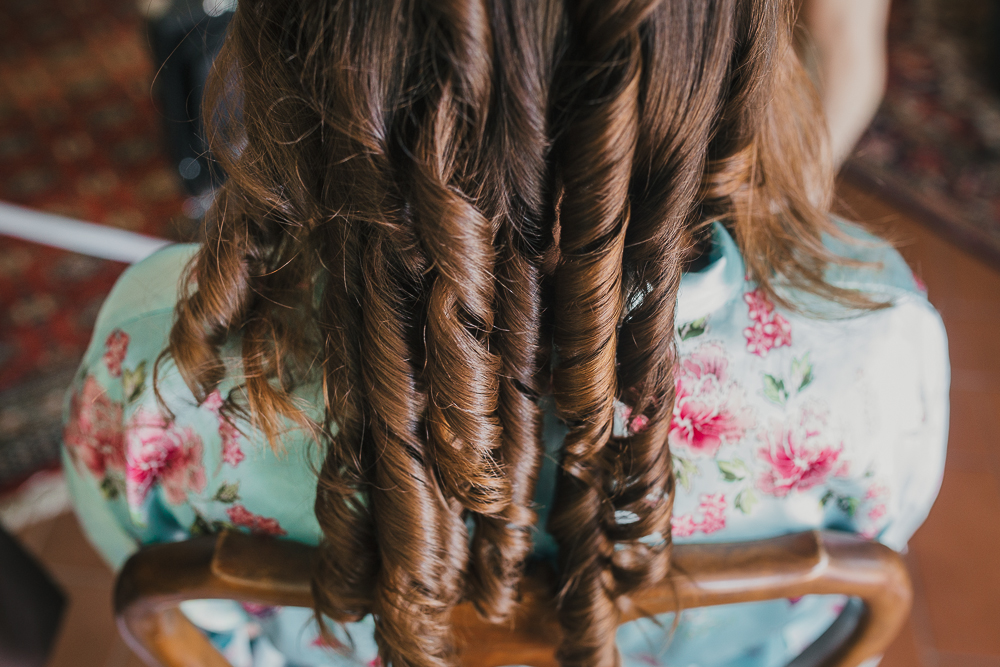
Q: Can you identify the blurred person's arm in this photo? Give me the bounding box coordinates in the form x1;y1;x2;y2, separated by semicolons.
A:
800;0;892;168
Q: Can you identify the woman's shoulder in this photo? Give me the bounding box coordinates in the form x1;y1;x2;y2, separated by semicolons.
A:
64;243;324;569
666;219;949;551
677;219;938;328
69;243;198;420
820;219;928;299
742;218;942;326
70;243;198;410
91;243;199;338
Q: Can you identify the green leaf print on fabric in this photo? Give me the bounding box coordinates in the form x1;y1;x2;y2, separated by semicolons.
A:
763;355;815;406
791;353;813;392
678;317;709;341
191;512;228;536
100;473;125;501
735;488;758;514
673;455;700;492
122;360;147;403
820;490;860;518
763;374;788;405
214;481;241;504
717;458;750;482
837;496;860;518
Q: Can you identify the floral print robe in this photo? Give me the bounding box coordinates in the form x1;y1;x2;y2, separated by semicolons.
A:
62;222;949;667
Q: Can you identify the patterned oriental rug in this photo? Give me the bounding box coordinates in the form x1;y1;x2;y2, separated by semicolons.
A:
0;0;190;492
845;0;1000;268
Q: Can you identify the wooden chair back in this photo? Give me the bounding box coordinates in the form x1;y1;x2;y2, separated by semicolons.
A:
113;530;911;667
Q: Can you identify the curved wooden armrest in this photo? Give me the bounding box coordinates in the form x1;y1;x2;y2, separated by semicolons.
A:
115;530;910;667
626;531;912;667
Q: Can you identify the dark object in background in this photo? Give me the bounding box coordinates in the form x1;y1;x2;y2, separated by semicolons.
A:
932;0;1000;94
0;523;66;667
145;0;234;197
993;4;1000;94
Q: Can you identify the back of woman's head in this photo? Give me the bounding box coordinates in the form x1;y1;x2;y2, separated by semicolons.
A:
166;1;844;666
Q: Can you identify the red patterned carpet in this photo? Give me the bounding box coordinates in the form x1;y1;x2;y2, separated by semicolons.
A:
846;0;1000;267
0;0;190;489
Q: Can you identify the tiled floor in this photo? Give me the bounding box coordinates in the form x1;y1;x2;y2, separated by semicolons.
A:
14;511;144;667
8;179;1000;666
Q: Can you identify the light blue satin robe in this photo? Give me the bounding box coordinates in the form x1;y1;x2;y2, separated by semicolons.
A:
62;222;949;667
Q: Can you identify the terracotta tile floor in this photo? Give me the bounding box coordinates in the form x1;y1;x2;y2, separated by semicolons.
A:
9;179;1000;666
837;182;1000;667
14;511;145;667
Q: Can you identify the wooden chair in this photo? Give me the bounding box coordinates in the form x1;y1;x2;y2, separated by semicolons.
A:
114;530;911;667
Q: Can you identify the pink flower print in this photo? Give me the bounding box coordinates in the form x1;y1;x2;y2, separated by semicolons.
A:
219;421;244;466
671;513;698;538
369;658;383;667
670;342;754;457
226;504;287;536
618;405;652;436
865;484;888;501
770;314;792;346
125;409;207;507
202;389;245;467
629;414;650;433
756;415;842;498
868;504;887;521
744;289;775;323
202;390;224;412
670;494;728;537
698;493;727;534
64;376;126;478
680;341;732;380
103;329;129;378
743;321;772;356
912;272;928;295
743;314;792;357
742;289;791;357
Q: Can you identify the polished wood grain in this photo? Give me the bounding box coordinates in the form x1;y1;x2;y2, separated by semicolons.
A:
114;530;911;667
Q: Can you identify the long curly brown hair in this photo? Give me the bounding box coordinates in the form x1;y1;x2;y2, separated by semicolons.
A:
163;1;872;666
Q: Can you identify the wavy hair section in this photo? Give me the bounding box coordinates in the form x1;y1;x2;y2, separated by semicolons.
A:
546;1;644;663
172;1;560;665
160;2;881;667
546;2;741;665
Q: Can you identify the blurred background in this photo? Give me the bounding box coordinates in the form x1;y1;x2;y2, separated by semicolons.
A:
0;0;997;665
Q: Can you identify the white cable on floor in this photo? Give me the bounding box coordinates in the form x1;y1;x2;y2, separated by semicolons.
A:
0;470;70;533
0;200;171;264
